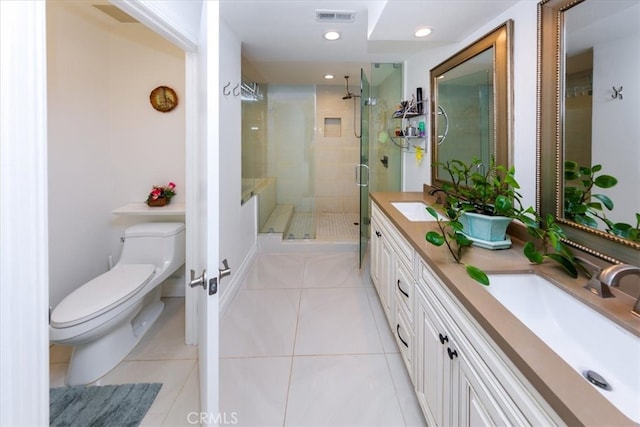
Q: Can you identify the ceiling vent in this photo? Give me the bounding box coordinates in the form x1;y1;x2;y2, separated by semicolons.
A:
315;10;356;23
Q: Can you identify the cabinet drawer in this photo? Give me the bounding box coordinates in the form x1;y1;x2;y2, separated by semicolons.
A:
395;307;413;375
372;202;414;269
395;259;414;322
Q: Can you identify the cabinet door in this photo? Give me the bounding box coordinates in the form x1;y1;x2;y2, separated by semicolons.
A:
370;217;382;289
455;353;514;427
380;236;394;324
415;286;448;427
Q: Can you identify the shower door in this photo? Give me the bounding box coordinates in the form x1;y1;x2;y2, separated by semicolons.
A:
359;69;371;267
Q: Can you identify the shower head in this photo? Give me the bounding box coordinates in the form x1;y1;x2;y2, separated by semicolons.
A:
341;75;359;100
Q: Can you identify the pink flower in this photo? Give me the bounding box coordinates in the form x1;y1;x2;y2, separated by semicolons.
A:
146;181;176;205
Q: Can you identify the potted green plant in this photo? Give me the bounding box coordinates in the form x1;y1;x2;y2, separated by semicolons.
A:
564;161;639;242
426;158;580;285
433;158;527;247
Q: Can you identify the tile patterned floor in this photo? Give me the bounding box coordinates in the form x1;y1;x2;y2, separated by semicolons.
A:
49;297;200;426
220;250;425;426
285;212;360;241
50;250;426;426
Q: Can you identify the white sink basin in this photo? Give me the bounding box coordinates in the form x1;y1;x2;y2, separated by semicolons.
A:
391;202;444;222
486;273;640;423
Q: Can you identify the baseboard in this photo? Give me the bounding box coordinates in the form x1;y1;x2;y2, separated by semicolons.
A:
219;242;258;317
258;233;358;253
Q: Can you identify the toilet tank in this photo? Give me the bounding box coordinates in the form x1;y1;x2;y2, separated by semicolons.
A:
119;222;186;272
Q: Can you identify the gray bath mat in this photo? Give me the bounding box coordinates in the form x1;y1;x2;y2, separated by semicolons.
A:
50;383;162;427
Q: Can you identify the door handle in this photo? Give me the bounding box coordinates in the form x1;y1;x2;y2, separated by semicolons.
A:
355;164;369;187
219;258;231;281
189;269;207;290
190;260;231;296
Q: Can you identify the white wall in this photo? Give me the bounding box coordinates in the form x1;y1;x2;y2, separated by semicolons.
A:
591;27;640;224
403;0;538;210
218;19;258;299
47;3;185;307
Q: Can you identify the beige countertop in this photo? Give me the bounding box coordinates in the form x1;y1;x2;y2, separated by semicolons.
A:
371;191;640;426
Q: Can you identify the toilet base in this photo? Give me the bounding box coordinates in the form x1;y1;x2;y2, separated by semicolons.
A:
64;294;165;386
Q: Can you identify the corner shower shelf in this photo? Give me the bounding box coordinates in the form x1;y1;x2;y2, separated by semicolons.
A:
112;202;186;216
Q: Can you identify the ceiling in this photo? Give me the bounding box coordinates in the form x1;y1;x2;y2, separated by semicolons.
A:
220;0;519;86
88;1;520;87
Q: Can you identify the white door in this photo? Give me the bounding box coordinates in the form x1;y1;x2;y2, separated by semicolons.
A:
190;1;221;419
93;0;222;418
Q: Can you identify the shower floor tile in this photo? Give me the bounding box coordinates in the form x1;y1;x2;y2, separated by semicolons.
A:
285;212;360;241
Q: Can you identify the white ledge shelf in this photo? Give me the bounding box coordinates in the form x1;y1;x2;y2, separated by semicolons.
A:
112;202;185;216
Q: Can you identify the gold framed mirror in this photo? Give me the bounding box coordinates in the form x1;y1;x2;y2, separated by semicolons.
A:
430;20;513;188
537;0;640;265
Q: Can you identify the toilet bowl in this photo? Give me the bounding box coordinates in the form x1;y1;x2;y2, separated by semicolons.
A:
50;222;185;386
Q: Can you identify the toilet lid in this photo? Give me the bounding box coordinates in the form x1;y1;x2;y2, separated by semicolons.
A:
51;264;156;328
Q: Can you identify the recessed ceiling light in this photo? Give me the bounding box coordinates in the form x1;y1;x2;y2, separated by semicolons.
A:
324;31;341;41
414;28;432;38
324;74;335;80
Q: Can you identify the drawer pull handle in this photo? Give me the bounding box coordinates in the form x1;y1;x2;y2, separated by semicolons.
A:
439;333;448;345
397;280;409;298
447;347;458;360
396;324;409;348
375;230;382;237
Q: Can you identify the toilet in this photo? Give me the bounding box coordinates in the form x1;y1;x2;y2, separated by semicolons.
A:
50;222;186;386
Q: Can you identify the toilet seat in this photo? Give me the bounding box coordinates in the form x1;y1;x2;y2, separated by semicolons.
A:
51;264;156;329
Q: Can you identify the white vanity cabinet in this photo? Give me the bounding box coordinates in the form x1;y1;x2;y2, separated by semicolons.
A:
370;209;394;323
370;201;560;426
371;203;417;375
416;263;530;426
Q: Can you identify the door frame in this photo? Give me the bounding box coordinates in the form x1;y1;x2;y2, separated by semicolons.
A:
0;1;208;423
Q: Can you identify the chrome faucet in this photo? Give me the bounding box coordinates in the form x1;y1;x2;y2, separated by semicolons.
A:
594;264;640;317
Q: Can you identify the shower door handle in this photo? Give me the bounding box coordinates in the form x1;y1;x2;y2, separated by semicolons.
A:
355;164;369;187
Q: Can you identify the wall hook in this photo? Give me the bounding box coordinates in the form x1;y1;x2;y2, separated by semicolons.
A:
223;82;231;96
611;86;623;100
233;83;240;97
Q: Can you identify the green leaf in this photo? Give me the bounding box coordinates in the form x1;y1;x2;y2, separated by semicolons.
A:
579;166;592;175
523;241;544;263
593;175;618;188
454;232;473;247
564;160;578;170
546;253;578;278
591;194;614;210
465;265;490;286
574;214;598;228
426;231;445;246
591;164;602;172
426;206;439;219
564;171;581;181
494;195;512;213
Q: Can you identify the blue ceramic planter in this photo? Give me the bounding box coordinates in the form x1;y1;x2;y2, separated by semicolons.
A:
459;212;512;244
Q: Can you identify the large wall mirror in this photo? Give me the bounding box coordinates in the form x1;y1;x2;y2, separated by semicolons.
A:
430;21;513;187
538;0;640;265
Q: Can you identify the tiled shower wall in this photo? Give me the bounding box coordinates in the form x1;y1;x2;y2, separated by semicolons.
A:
315;85;360;214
